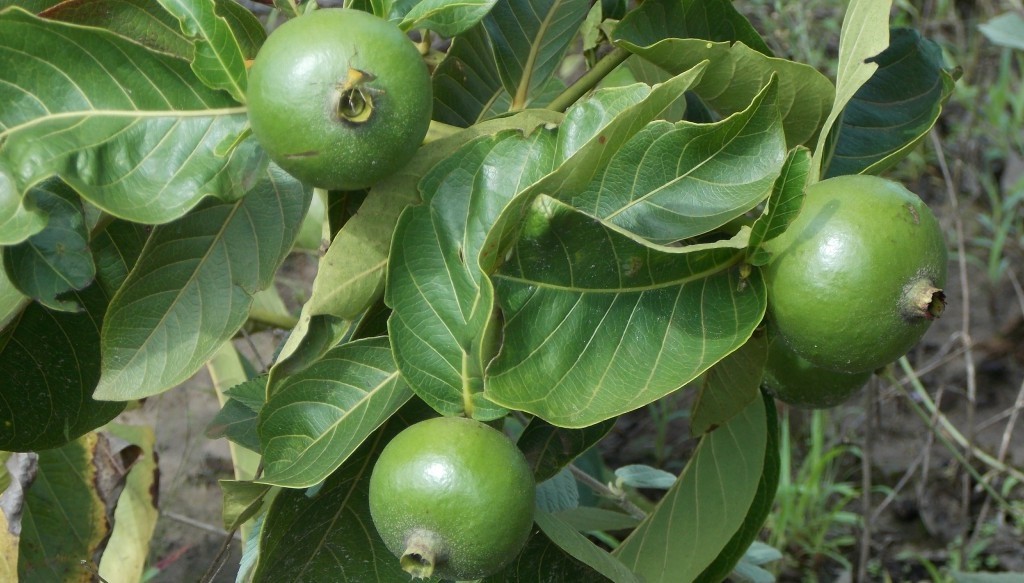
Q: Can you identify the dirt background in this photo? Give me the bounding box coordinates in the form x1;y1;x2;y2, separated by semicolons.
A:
123;1;1024;581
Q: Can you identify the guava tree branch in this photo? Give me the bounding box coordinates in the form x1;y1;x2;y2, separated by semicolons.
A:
568;463;647;522
546;47;632;114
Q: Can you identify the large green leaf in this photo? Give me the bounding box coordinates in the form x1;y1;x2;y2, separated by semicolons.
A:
0;7;262;230
40;0;192;58
2;179;95;311
253;400;435;582
258;337;414;488
483;0;589;109
612;393;769;581
94;164;311;400
487;196;765;427
823;28;957;178
481;66;708;273
265;313;351;398
0;283;125;451
307;110;562;321
696;392;780;582
155;0;248;102
432;23;508;127
387;129;557;419
690;332;767;436
614;16;833;148
400;0;497;38
90;219;151;297
810;0;893;179
613;0;772;56
566;78;786;244
746;147;811;267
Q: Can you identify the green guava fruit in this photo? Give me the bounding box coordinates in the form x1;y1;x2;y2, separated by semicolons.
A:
368;416;535;580
246;8;432;190
763;175;947;373
762;336;872;408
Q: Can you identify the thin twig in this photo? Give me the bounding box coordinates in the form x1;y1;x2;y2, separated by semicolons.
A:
568;464;647;521
199;525;242;583
545;47;632;113
162;510;242;539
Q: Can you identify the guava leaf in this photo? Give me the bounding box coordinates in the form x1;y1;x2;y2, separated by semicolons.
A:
94;164;311;401
614;20;834;148
747;147;811;266
258;337;414;489
206;375;266;452
253;400;435;583
0;7;262;227
211;0;266;59
266;313;351;398
2;179;95;312
0;161;45;246
612;392;769;582
615;465;677;490
487;196;765;427
44;0;266;64
979;12;1024;51
535;509;641;583
154;0;248;102
614;0;772;56
97;423;160;583
19;433;131;581
432;23;508;127
40;0;193;58
695;392;780;582
483;0;589;109
482;66;708;272
0;283;125;451
91;219;151;297
387;129;557;419
690;331;767;436
220;480;272;531
518;417;616;482
810;0;893;179
400;0;497;37
823;28;957;179
307;110;562;321
566;78;786;244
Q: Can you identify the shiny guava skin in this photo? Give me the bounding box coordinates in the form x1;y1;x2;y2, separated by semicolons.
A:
762;336;872;409
763;175;948;374
368;416;536;581
246;8;432;190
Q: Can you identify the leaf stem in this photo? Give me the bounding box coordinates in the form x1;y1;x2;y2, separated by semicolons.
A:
546;47;632;113
568;464;647;521
247;307;298;330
